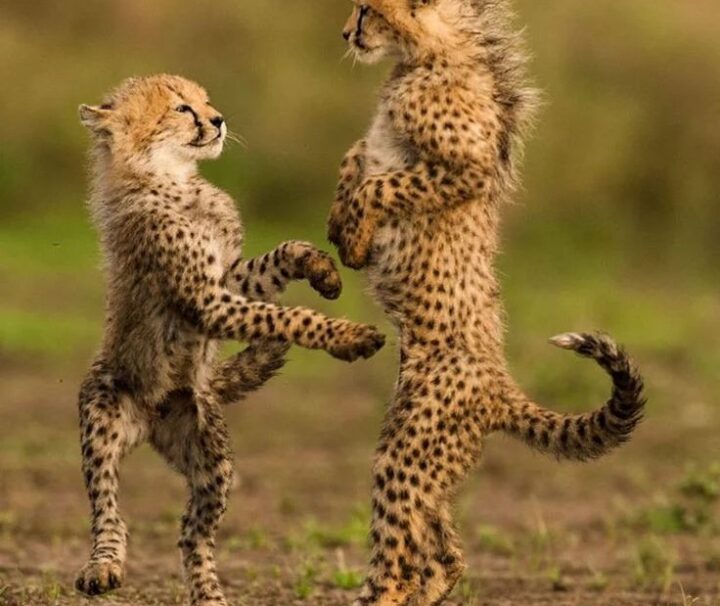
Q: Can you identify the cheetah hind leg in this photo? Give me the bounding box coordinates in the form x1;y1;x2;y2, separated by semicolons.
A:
150;390;233;606
75;366;147;596
426;549;466;606
420;505;467;606
210;340;289;405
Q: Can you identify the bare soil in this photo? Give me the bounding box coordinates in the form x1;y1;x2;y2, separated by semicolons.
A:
0;367;718;606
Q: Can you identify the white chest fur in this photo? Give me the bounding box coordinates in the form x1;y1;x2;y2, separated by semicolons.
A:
365;110;409;176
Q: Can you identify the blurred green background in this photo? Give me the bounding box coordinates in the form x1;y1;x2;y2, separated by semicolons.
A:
0;0;718;408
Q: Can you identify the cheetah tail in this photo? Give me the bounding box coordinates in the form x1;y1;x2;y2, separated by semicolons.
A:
497;332;646;461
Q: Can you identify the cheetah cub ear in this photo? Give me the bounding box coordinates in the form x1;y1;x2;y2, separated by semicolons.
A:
78;104;113;134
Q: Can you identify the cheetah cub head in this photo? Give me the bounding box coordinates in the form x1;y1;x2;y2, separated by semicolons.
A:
343;0;494;65
79;74;226;174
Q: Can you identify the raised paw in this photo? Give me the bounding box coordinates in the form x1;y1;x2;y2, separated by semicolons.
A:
328;201;372;270
328;194;378;270
75;560;124;596
327;198;347;248
329;323;386;362
337;223;375;270
300;250;342;300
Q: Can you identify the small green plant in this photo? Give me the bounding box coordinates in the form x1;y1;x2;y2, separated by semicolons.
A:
44;581;62;601
40;571;64;602
586;570;609;592
453;578;480;605
631;536;676;592
303;505;370;549
294;559;320;600
244;565;259;582
624;463;720;536
523;508;559;571
545;566;570;592
475;525;515;557
225;526;272;552
639;503;692;534
331;550;364;590
332;568;363;590
679;464;720;502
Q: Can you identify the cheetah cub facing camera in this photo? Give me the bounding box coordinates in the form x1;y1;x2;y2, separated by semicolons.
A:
76;74;384;606
329;1;646;605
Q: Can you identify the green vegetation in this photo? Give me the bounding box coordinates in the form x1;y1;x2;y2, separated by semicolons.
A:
330;550;364;591
631;536;677;592
624;464;720;536
301;506;370;550
293;558;320;600
475;524;515;557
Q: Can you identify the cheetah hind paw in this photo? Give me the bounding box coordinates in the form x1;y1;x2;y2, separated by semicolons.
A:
75;560;124;596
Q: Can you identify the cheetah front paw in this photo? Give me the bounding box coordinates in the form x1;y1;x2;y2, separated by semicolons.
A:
300;250;342;300
329;323;386;362
75;559;124;596
328;200;379;270
337;223;375;270
327;198;347;248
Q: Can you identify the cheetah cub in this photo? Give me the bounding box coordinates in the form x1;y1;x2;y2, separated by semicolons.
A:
328;2;646;604
76;74;384;606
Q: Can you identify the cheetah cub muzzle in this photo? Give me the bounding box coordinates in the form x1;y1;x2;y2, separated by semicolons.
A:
329;2;646;605
75;74;384;606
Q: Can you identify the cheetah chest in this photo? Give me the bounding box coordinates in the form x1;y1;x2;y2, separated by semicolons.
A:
365;111;411;176
365;110;417;251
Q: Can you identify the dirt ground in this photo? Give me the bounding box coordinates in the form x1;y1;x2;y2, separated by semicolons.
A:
0;365;718;606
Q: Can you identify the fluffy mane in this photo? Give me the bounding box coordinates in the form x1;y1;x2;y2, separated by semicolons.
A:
366;0;540;185
465;0;540;143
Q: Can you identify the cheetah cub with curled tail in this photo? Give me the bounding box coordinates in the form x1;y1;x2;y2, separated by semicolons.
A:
76;74;384;606
328;2;646;604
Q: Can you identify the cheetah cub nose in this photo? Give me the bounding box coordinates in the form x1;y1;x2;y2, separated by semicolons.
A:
210;116;225;129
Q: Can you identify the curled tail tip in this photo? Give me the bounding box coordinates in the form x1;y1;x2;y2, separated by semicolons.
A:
549;331;622;359
549;332;587;351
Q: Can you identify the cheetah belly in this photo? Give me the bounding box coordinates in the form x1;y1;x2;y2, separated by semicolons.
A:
162;321;217;393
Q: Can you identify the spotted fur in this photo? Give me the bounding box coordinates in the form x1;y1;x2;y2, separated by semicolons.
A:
328;3;646;604
75;74;385;605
